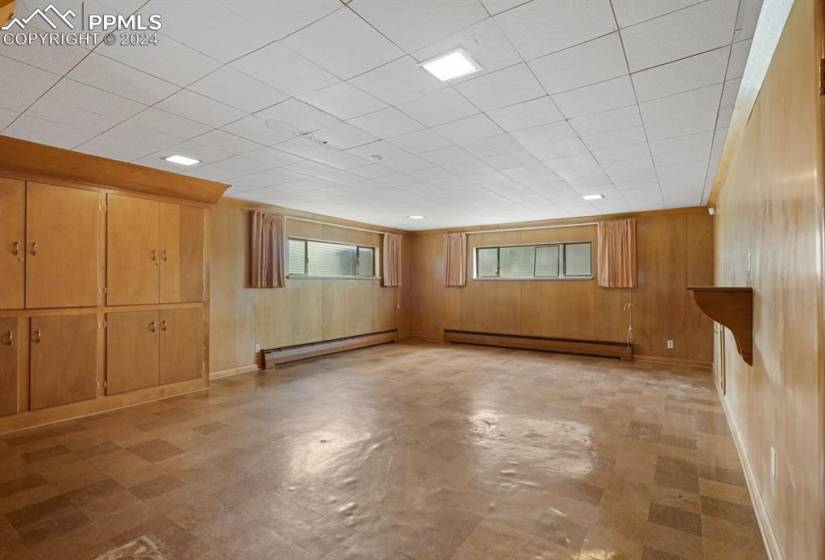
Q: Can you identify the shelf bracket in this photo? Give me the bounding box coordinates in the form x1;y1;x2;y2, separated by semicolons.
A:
688;287;753;366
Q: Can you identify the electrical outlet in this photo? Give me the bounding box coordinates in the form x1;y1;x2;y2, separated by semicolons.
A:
666;339;674;350
254;343;261;353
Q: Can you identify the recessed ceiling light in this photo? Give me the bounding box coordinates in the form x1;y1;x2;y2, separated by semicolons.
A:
408;215;425;220
164;155;200;166
582;194;604;201
420;48;482;81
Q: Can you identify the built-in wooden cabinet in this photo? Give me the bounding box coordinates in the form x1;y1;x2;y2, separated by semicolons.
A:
0;318;20;416
0;179;25;310
159;308;204;384
108;195;204;306
106;311;159;395
26;183;100;309
30;314;99;410
0;176;209;433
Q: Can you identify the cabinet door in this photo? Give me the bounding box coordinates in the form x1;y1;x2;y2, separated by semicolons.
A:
160;204;204;303
30;314;98;410
26;183;100;308
0;318;19;416
0;179;25;310
106;311;159;395
107;195;159;305
159;308;204;385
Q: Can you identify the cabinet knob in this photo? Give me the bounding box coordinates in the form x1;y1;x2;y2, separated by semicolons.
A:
29;242;37;256
11;241;19;256
150;249;157;263
161;250;168;262
33;329;41;343
160;320;168;332
2;330;12;346
149;321;157;332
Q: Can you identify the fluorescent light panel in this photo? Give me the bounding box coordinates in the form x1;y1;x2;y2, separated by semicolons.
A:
408;215;425;220
420;48;481;81
582;194;604;200
164;154;200;166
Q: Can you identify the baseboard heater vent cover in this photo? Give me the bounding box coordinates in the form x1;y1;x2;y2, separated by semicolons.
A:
444;330;632;360
263;330;397;368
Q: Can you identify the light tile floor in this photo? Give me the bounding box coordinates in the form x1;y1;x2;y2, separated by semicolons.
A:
0;342;766;560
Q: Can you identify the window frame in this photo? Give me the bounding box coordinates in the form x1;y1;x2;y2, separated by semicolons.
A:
286;237;381;281
473;241;593;281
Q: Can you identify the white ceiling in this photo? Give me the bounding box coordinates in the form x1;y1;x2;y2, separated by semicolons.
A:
0;0;762;230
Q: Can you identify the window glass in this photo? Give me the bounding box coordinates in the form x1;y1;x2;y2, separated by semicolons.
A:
564;243;592;277
357;247;375;277
308;241;357;277
500;246;535;278
288;239;306;275
535;245;560;277
477;247;499;277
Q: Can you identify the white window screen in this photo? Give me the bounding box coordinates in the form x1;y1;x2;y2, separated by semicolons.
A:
288;239;306;275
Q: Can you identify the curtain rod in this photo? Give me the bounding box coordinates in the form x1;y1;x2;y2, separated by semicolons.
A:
285;215;387;236
467;222;598;235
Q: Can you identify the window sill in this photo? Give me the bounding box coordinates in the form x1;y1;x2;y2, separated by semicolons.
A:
472;276;593;282
288;275;383;282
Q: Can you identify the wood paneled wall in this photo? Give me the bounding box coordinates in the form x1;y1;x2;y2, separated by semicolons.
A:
713;0;825;557
208;201;399;375
402;209;714;364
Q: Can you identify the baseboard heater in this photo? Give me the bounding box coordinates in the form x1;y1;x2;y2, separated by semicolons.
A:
262;330;397;368
444;330;633;360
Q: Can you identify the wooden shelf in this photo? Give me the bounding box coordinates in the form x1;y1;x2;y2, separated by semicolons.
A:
688;287;753;365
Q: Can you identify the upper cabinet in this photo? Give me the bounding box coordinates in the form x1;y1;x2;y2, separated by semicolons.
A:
26;183;100;309
108;195;205;306
0;179;25;310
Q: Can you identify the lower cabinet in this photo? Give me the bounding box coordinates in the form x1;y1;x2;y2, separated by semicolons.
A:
106;311;159;395
30;314;99;410
106;307;204;395
0;318;19;416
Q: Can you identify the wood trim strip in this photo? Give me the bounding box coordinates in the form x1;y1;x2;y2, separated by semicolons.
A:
210;364;260;380
0;136;228;204
443;330;633;360
263;330;398;368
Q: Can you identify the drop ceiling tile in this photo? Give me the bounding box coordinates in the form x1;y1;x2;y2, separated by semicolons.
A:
551;76;637;119
622;0;738;72
193;129;263;154
716;105;734;128
644;110;718;141
734;0;763;41
140;140;234;168
3;114;101;149
128;108;212;141
389;129;453;153
602;156;657;182
349;56;445;105
0;30;87;74
399;88;478;127
569;105;641;137
42;78;146;121
486;97;564;132
632;47;729;102
77;122;181;161
639;84;723;123
611;0;699;28
651;131;713;165
0;108;17;130
218;0;343;42
412;19;522;83
463;133;522;158
455;64;544;111
433;114;502;145
189;67;289;113
529;33;627;94
99;37;220;87
314;122;376;149
231;42;338;96
525;138;589;161
156;89;245;128
67;53;179;105
727;40;752;79
511;120;578;147
244;147;305;167
299;82;387;120
255;99;339;134
582;126;647;152
222;115;297;145
480;0;531;15
720;78;741;107
0;56;61;112
495;0;616;60
278;136;367;169
283;8;403;79
348;107;423;138
350;0;489;52
593;142;652;164
189;155;275;181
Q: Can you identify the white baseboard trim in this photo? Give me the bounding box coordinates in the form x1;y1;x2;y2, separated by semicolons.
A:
718;392;784;560
210;364;260;380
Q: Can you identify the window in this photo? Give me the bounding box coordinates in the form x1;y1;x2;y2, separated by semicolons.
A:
287;238;377;279
475;242;592;279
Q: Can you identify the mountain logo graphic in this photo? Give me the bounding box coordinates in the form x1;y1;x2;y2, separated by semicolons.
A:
2;4;76;30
